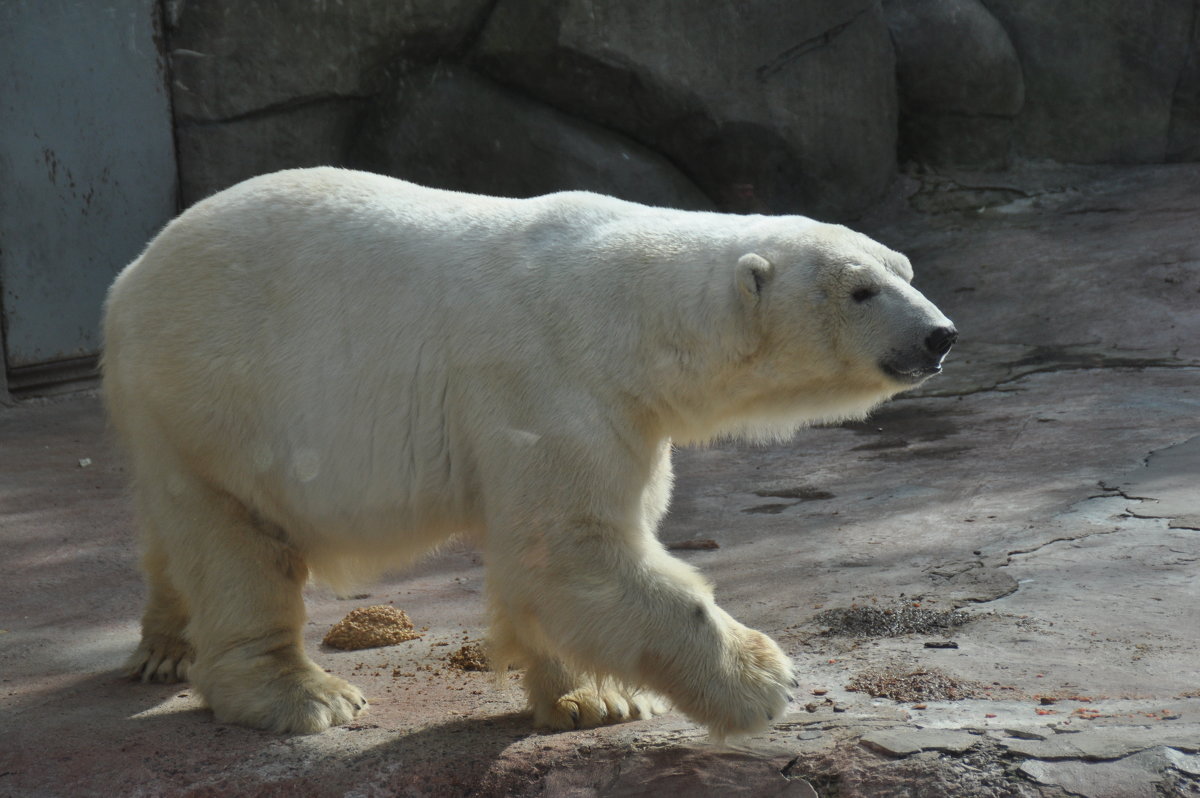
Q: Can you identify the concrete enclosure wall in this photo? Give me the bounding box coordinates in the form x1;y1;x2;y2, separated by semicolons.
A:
0;0;177;389
168;0;1200;219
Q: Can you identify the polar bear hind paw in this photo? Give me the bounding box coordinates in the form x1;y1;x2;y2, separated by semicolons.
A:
535;686;669;730
125;633;193;684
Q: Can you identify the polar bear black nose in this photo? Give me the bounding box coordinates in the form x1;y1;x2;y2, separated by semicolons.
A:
925;326;958;357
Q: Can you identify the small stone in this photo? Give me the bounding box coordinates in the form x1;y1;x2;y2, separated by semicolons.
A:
667;539;720;550
1166;748;1200;777
446;642;489;671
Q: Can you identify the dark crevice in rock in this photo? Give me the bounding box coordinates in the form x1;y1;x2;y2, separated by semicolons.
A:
177;93;371;128
917;360;1200;400
1167;0;1200;161
1001;527;1121;565
1123;510;1200;530
1097;482;1156;503
924;180;1036;195
454;0;504;61
779;754;803;778
755;6;871;82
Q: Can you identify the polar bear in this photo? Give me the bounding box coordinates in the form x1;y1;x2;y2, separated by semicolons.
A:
103;168;955;737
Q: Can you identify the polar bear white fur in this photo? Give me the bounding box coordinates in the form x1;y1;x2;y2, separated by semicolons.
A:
103;168;955;737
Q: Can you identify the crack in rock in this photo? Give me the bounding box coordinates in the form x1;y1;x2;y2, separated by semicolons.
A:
922;358;1199;399
179;92;371;127
1001;527;1121;565
1111;436;1200;530
756;7;870;81
908;342;1198;400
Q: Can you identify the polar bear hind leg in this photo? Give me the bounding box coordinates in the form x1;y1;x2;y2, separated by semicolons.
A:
131;461;365;734
124;520;193;683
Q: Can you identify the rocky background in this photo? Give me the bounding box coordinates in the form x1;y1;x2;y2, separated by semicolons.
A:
167;0;1200;220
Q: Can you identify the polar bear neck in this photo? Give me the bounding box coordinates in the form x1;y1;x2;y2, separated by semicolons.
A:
505;200;765;438
509;197;887;448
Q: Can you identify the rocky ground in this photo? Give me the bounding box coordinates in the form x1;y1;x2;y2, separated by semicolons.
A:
2;164;1198;797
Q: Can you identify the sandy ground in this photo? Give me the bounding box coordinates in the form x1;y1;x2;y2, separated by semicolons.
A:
2;164;1198;797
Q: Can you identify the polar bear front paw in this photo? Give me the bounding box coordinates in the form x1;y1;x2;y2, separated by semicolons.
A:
196;660;367;735
692;626;796;740
534;685;670;730
126;633;194;684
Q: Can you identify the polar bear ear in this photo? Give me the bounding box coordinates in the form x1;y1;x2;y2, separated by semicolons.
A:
735;253;774;302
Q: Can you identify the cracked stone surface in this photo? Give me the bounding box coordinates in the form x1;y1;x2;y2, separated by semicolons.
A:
1019;747;1200;798
2;163;1199;796
1116;435;1200;530
861;728;981;757
999;727;1200;760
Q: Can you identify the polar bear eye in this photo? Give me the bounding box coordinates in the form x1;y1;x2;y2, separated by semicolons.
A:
851;287;878;303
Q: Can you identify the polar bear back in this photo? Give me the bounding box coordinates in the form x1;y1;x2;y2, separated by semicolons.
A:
103;169;768;568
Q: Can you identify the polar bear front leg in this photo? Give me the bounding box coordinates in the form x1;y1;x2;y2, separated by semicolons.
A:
489;530;671;730
134;469;366;734
487;511;795;738
491;612;668;729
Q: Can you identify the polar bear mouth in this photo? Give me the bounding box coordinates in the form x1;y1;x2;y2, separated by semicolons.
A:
880;361;942;384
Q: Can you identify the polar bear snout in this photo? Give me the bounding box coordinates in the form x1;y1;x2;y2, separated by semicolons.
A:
881;323;958;384
925;325;958;358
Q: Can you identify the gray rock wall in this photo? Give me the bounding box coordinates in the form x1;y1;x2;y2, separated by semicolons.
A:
472;0;897;218
977;0;1195;164
165;0;1200;219
883;0;1024;169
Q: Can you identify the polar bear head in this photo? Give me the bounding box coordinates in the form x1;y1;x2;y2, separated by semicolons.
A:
728;221;956;429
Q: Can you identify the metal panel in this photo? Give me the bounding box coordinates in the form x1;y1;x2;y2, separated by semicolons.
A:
0;0;176;372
